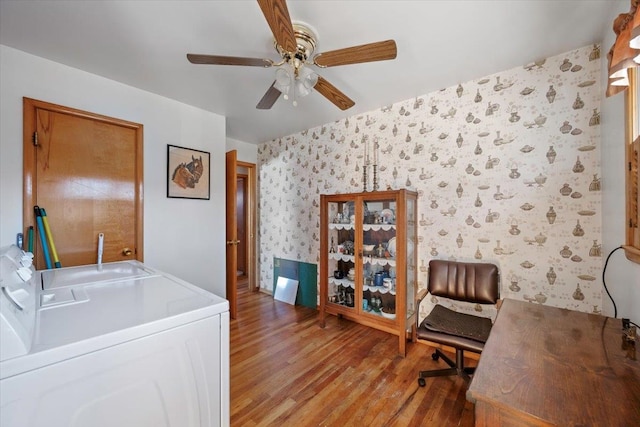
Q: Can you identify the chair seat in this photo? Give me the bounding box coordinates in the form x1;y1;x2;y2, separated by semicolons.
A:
417;305;492;354
417;326;486;354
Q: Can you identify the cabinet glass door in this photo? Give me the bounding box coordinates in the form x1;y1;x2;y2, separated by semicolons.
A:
361;197;397;321
326;200;356;309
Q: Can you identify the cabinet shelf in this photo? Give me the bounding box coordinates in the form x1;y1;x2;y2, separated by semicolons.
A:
329;223;397;232
328;252;396;267
328;223;355;231
364;284;396;295
363;224;396;231
328;253;356;263
326;278;398;296
363;256;396;267
319;189;418;357
328;278;355;289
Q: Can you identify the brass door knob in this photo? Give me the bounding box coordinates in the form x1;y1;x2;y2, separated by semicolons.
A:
122;247;133;256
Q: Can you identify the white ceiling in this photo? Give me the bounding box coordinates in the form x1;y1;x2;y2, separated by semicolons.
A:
0;1;617;144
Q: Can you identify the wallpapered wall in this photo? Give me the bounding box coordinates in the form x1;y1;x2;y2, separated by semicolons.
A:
258;44;602;319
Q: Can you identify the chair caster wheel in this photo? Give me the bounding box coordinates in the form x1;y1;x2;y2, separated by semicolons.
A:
418;377;426;387
431;352;439;361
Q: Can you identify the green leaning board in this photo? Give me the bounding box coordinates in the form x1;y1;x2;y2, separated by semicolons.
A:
273;257;317;309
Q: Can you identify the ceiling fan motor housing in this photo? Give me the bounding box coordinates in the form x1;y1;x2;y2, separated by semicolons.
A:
274;23;317;63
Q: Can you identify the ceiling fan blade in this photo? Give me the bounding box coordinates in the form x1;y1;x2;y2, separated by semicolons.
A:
256;82;282;109
257;0;297;53
314;76;355;111
313;40;397;67
187;54;273;67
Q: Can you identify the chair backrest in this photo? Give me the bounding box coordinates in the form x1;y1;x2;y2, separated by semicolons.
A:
428;260;499;304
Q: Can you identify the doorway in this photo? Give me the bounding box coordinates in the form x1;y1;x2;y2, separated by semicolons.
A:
236;173;248;284
226;153;257;319
236;161;257;292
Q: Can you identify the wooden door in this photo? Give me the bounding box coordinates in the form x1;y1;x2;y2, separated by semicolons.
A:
225;150;238;319
23;98;143;269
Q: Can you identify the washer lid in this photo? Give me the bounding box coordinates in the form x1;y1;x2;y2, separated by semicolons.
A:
35;273;225;348
40;261;157;289
1;264;228;379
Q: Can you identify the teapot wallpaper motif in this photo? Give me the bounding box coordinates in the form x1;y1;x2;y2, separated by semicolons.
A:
257;44;603;320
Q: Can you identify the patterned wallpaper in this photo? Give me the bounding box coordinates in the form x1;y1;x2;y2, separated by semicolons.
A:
257;44;603;320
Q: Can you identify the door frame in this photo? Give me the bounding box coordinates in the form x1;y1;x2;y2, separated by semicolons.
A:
226;153;258;320
23;97;144;263
225;151;238;319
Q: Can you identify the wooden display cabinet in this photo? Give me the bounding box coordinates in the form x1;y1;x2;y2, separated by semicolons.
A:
319;189;418;356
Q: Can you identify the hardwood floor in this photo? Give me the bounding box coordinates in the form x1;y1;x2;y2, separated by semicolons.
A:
230;285;475;426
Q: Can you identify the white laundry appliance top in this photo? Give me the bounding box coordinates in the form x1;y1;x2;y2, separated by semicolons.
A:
0;245;228;380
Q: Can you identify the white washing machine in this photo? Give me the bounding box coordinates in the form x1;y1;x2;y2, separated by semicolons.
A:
0;245;229;427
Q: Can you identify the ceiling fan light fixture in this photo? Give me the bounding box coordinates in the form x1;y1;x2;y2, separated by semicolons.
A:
273;61;317;106
298;66;318;90
270;22;320;107
274;65;293;99
295;80;311;99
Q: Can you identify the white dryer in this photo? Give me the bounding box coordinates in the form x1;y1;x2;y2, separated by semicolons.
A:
0;245;229;427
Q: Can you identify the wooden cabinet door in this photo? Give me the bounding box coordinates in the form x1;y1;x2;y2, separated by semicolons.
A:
23;98;143;269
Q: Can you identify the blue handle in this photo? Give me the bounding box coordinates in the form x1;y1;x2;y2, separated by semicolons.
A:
34;206;52;269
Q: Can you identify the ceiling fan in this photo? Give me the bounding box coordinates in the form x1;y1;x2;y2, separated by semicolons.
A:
186;0;397;111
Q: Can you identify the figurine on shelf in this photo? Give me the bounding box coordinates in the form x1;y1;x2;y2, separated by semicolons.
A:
346;292;354;307
371;297;382;312
329;237;336;253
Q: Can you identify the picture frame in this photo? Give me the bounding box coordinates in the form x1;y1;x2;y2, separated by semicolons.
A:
167;144;210;200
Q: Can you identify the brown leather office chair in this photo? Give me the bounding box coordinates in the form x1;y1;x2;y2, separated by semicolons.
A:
417;260;499;386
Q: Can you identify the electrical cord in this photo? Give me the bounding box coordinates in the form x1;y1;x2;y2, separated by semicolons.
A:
602;246;623;319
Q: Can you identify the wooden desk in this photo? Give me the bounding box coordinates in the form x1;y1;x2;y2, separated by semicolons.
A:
467;298;640;426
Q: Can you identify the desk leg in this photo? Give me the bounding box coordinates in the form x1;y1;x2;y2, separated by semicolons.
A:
473;402;501;427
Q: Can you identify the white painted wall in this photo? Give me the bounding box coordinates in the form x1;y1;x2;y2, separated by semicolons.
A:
0;45;228;298
226;137;257;164
600;0;640;325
